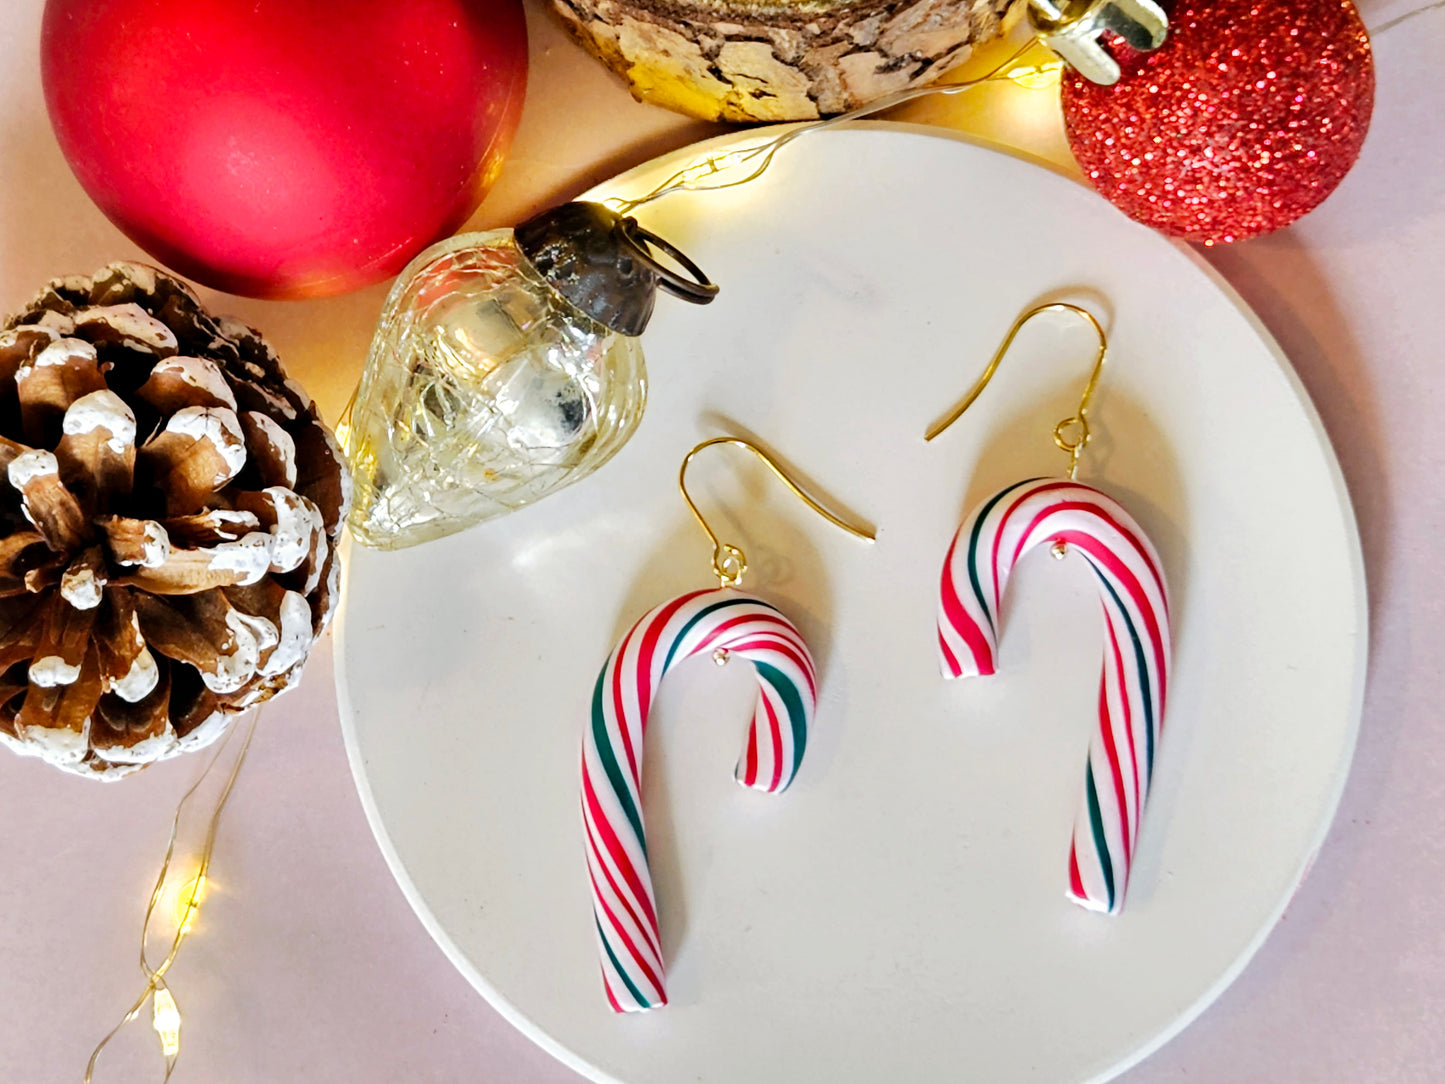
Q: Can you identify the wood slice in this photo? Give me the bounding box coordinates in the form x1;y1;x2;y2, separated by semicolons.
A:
550;0;1014;122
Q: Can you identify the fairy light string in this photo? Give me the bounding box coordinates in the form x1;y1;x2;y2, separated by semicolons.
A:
608;37;1057;213
84;709;261;1083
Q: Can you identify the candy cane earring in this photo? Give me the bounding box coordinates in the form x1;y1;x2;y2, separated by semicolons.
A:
583;436;874;1012
929;304;1172;915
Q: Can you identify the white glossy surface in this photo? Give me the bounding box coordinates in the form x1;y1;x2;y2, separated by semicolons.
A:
337;126;1366;1084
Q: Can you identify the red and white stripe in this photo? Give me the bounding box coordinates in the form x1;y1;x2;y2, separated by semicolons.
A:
938;478;1171;914
582;588;816;1011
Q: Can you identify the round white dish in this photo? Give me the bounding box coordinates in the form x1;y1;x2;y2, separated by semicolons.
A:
337;125;1366;1084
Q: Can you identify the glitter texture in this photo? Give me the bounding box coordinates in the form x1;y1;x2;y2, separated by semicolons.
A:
1061;0;1375;244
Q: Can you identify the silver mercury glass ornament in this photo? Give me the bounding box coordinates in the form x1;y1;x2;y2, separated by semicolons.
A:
344;202;717;550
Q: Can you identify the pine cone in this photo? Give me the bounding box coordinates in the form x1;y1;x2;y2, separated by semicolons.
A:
0;263;350;779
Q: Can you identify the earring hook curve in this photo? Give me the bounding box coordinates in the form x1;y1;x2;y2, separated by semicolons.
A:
925;302;1109;480
678;436;875;588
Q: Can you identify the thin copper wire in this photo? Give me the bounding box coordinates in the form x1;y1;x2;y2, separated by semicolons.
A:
609;38;1054;214
84;709;261;1083
1370;0;1445;35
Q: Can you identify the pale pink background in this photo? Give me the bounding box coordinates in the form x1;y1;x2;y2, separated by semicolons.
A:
2;1;1442;1081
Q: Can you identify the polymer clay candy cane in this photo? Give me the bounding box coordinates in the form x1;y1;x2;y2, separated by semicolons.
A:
938;477;1171;914
581;587;817;1012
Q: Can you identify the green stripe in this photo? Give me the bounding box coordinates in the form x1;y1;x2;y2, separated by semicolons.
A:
596;917;650;1007
1085;767;1116;911
591;666;645;858
965;479;1041;637
753;660;808;787
661;596;783;672
1092;566;1156;780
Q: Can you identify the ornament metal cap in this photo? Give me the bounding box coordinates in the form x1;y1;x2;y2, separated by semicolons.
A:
514;201;718;337
1027;0;1168;85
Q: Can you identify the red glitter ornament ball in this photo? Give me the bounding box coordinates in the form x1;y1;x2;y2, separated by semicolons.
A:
1061;0;1375;244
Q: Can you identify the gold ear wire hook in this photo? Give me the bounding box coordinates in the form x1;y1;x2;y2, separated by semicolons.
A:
679;437;876;588
924;302;1109;480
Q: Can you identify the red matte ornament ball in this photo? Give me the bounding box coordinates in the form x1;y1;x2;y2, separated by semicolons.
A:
1061;0;1375;245
42;0;528;298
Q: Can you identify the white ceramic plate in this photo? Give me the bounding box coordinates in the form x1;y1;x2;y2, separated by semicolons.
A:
337;125;1366;1084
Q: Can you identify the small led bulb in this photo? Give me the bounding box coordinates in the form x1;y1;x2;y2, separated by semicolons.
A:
152;986;181;1059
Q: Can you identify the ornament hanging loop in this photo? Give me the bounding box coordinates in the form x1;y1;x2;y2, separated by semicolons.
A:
1027;0;1168;85
679;437;875;588
614;218;720;305
925;302;1108;481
